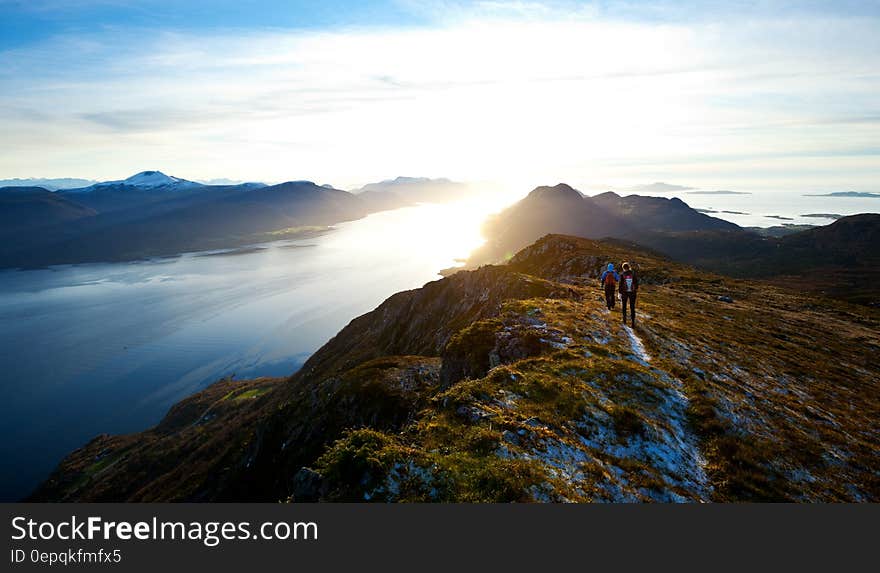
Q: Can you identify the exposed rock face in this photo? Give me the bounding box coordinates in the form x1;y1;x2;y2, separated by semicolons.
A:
293;265;573;381
31;235;880;502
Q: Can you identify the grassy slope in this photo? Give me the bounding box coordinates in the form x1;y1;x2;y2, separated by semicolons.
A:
31;235;880;502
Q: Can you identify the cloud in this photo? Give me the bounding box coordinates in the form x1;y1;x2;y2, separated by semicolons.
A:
0;3;878;191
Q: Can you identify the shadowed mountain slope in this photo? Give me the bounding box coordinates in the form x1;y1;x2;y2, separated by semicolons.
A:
468;184;738;266
0;187;97;235
0;180;368;269
467;184;880;306
632;214;880;306
591;192;739;232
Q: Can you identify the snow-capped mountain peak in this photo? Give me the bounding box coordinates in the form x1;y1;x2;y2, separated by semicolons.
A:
66;171;204;193
122;170;182;188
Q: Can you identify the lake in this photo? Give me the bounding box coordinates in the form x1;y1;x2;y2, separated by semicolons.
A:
0;198;497;501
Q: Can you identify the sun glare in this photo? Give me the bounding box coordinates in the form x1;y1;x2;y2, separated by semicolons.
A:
322;190;517;271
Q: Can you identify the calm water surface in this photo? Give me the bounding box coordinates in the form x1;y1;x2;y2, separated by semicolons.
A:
0;199;495;500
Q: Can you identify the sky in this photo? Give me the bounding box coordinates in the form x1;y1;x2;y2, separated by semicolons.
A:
1;0;879;192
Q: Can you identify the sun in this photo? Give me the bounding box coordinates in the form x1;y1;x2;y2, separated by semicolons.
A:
322;190;518;271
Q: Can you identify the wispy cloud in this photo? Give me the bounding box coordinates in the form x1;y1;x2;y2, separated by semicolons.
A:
0;1;878;191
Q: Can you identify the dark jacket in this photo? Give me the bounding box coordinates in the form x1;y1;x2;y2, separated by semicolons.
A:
619;270;639;293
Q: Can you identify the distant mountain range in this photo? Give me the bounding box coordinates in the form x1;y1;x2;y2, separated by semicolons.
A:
804;191;880;198
0;172;469;269
54;171;221;213
352;176;472;210
466;183;880;306
0;177;97;191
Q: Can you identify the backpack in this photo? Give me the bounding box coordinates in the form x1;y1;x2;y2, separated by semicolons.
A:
604;272;617;288
622;273;635;292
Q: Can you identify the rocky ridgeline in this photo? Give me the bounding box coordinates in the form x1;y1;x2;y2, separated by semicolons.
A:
31;235;880;502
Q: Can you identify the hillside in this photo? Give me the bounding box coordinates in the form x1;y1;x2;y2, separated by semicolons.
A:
468;184;738;266
0;180;369;269
467;184;880;306
591;192;739;232
0;173;481;270
0;187;97;235
31;235;880;502
469;184;622;265
634;215;880;306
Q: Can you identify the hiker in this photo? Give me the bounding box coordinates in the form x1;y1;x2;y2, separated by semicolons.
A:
619;262;639;326
599;263;619;310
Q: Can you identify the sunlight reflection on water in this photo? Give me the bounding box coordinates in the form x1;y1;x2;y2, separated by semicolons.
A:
0;196;509;500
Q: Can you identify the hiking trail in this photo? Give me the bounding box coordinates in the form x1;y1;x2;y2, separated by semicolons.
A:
623;325;650;364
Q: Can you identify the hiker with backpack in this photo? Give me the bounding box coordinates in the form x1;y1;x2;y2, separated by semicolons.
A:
599;263;619;310
619;262;639;326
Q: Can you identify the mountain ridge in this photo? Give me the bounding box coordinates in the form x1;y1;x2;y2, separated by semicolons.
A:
467;183;880;306
0;180;368;269
65;170;203;192
0;177;97;191
0;186;97;234
0;172;480;269
468;183;737;268
30;234;880;502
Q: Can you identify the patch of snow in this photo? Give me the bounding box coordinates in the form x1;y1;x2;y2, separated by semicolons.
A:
123;170;180;187
371;460;441;501
787;468;817;484
623;325;651;364
587;331;611;345
540;338;568;349
528;484;557;503
498;367;711;502
494;390;520;410
456;404;495;422
845;484;867;502
577;383;710;500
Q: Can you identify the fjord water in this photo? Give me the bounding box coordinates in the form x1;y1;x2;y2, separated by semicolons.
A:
627;190;880;227
0;199;493;501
